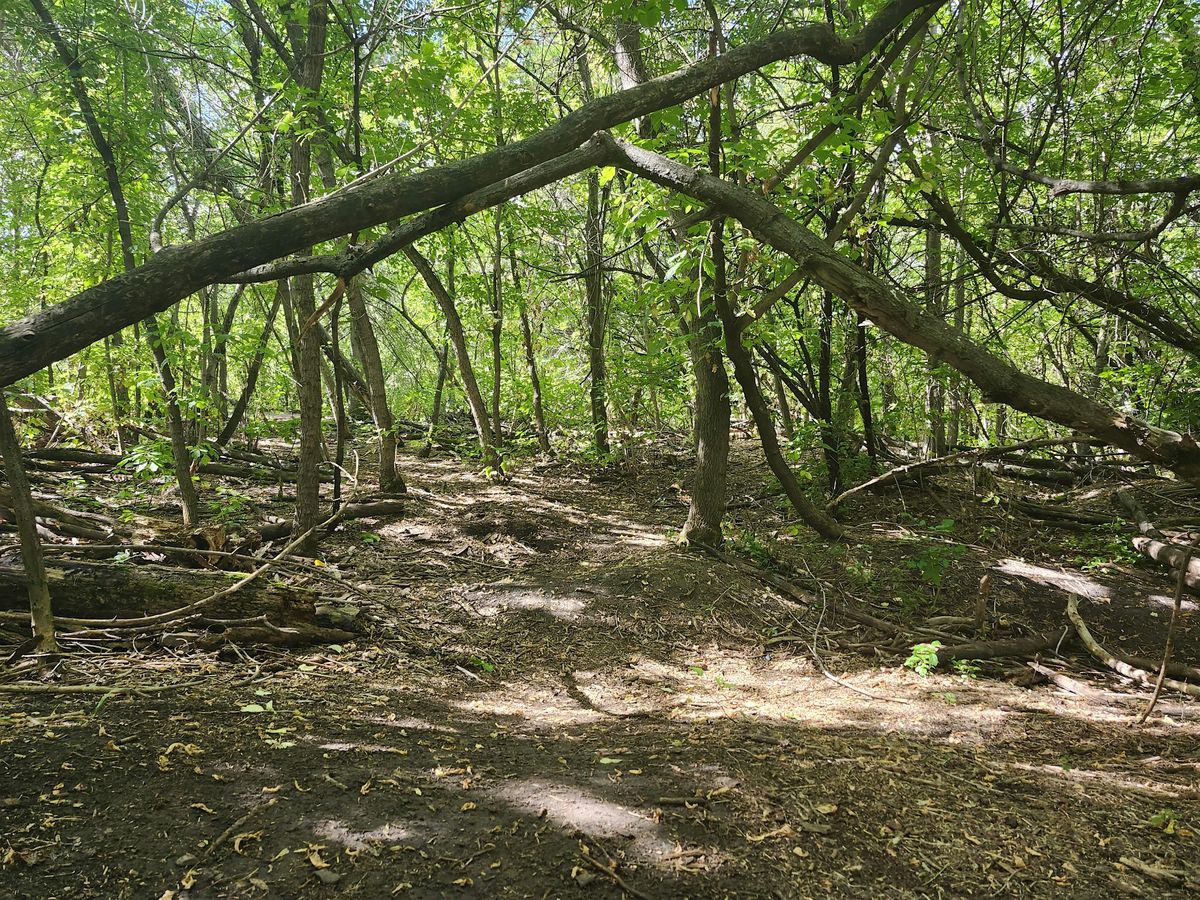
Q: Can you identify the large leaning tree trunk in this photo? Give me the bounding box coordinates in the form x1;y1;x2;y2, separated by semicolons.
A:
601;137;1200;486
345;277;404;492
0;0;942;385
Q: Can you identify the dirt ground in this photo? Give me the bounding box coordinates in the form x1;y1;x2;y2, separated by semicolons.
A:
2;441;1198;898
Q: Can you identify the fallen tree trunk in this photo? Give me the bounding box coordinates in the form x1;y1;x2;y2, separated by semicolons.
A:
1065;594;1200;696
0;559;324;622
0;0;939;386
935;627;1071;663
256;497;407;541
0;558;361;648
23;447;331;484
827;438;1102;509
0;485;126;540
1115;490;1200;593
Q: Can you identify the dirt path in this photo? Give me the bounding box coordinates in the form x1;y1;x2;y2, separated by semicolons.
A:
2;448;1199;898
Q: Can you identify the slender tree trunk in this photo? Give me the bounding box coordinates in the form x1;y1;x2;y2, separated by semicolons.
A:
346;277;403;491
584;171;610;454
855;314;879;470
774;370;795;442
419;342;450;458
509;251;551;453
144;317;201;525
0;392;56;651
490;210;505;445
713;238;843;540
947;245;967;449
404;246;501;470
217;284;282;446
924;220;947;456
818;290;843;494
285;0;330;552
30;0;196;517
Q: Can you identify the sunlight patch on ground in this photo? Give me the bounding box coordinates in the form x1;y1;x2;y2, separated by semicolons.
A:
453;680;607;726
463;585;588;620
492;778;680;864
1148;592;1198;612
359;715;460;734
995;559;1113;599
314;819;412;851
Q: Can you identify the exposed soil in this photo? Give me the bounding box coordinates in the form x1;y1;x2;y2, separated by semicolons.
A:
2;442;1199;898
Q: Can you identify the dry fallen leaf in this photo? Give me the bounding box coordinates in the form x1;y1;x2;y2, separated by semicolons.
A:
191;803;216;815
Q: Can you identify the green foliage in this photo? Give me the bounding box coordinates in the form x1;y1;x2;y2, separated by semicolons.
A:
907;542;966;591
904;641;943;677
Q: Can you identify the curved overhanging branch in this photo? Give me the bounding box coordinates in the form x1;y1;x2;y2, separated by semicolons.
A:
0;0;943;387
226;138;612;284
597;136;1200;486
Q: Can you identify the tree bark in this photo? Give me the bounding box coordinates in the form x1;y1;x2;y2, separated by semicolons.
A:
345;278;403;491
0;392;56;650
404;247;501;470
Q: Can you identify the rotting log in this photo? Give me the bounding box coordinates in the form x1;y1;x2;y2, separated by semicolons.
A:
934;627;1072;664
23;447;333;484
1115;490;1200;593
0;559;332;625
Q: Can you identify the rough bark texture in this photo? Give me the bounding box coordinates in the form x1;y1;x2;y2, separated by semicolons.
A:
679;307;731;548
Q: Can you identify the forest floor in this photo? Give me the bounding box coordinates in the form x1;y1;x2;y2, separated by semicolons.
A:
2;438;1199;898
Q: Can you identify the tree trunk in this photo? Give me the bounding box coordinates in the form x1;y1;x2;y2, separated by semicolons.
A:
584;171;610;454
490;210;505;445
924;220;947;456
0;392;56;650
679;303;730;547
217;284;283;446
419;342;450;458
510;254;552;453
604;138;1200;485
404;246;501;470
346;277;403;492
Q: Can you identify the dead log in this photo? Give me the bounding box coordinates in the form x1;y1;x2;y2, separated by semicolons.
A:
0;558;328;624
935;627;1071;664
23;447;332;483
256;497;406;541
162;622;357;650
1115;489;1200;593
1065;594;1200;696
827;437;1101;509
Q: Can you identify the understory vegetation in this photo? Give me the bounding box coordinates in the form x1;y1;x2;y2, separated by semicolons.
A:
0;0;1198;896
